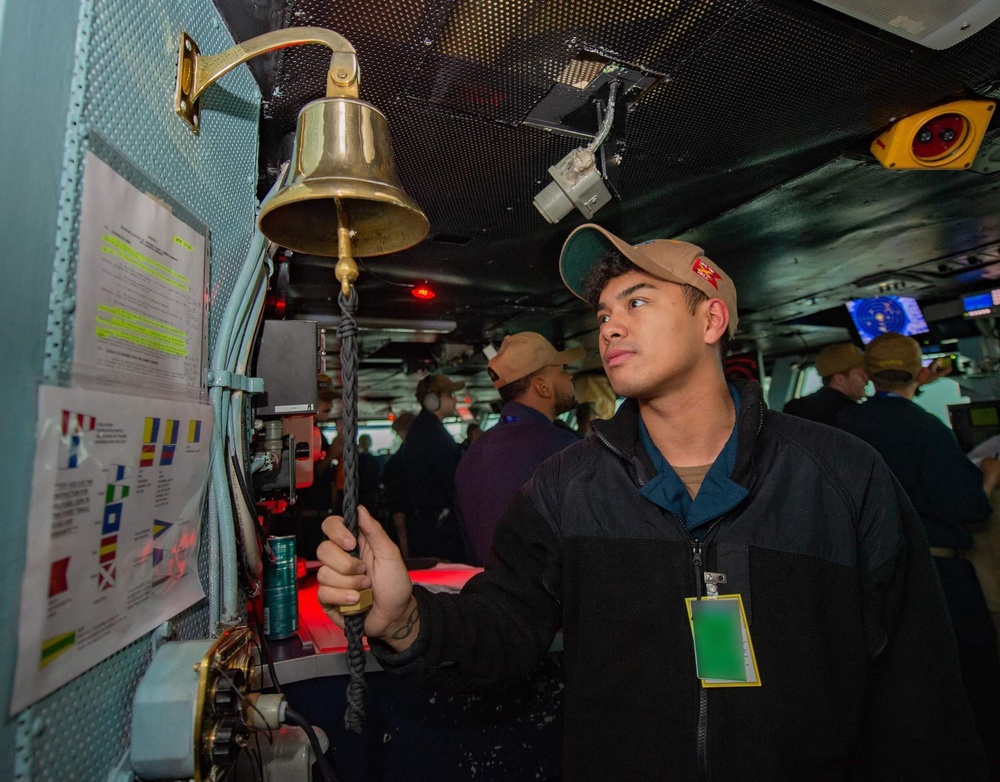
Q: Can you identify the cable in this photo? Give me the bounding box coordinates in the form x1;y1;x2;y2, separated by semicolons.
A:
207;233;270;629
585;79;621;153
229;452;263;597
213;666;276;736
356;256;415;289
283;707;338;782
260;630;284;697
246;604;284;696
210;665;272;782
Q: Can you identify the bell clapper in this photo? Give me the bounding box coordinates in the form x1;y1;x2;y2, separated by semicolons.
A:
334;200;358;297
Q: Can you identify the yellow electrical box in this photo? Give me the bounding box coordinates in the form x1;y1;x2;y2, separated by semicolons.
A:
870;99;995;170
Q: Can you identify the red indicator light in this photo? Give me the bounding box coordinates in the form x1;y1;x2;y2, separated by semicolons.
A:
911;114;968;162
411;286;436;300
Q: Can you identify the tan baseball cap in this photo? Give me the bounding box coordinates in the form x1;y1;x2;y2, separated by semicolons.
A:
815;343;865;378
415;374;464;402
864;332;922;381
559;223;738;336
487;332;586;388
391;411;416;434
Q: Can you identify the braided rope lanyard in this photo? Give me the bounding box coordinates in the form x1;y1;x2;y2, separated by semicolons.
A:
337;287;369;733
333;205;371;734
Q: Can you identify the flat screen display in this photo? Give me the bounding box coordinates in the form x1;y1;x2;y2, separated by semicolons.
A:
845;296;930;344
962;288;1000;318
971;407;1000;427
949;401;1000;453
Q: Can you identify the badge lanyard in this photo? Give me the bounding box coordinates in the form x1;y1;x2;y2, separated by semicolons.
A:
684;571;762;688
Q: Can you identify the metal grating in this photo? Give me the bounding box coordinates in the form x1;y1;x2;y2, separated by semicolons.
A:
258;0;990;260
20;0;259;778
199;0;1000;394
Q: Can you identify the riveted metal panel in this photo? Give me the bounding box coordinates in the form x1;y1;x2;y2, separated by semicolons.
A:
12;0;259;778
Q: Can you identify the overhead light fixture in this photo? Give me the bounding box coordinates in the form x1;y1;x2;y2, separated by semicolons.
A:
870;99;995;170
534;147;614;224
809;0;1000;49
533;80;623;224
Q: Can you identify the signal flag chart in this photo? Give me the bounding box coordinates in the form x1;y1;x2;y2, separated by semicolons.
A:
12;385;212;715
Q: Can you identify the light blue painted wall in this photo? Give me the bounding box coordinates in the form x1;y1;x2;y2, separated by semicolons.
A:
0;2;82;778
0;0;259;778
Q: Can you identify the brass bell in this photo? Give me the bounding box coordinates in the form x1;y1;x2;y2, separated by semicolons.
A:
258;97;429;257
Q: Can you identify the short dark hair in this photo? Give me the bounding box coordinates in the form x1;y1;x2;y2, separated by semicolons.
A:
581;248;730;361
497;370;538;403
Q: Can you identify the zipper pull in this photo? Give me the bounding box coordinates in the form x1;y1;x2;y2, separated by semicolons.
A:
691;539;704;598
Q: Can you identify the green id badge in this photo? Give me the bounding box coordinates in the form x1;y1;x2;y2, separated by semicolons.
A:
685;594;761;687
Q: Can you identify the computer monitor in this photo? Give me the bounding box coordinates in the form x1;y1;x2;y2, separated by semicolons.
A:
845;295;930;345
947;401;1000;453
961;287;1000;319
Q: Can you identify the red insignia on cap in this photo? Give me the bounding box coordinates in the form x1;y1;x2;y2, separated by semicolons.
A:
692;258;721;290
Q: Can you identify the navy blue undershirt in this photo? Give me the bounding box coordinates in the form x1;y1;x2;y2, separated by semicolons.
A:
638;384;748;531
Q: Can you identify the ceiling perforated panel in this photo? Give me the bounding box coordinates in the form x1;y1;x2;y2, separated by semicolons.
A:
213;0;1000;403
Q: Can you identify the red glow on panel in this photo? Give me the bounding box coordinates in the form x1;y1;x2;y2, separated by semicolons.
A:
411;286;436;300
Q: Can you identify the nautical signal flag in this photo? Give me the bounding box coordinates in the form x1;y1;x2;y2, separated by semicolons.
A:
141;417;160;467
61;410;96;436
59;409;96;469
104;483;129;504
99;534;117;563
49;557;70;597
188;419;202;443
160;419;179;466
40;631;76;669
152;519;172;540
98;562;116;591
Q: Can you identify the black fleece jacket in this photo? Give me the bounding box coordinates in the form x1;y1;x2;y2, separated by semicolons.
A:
372;380;985;781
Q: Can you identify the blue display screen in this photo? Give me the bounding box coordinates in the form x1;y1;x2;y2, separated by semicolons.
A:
963;292;994;311
962;289;1000;318
845;296;930;344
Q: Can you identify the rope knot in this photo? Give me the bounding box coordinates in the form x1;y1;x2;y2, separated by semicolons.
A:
337;288;359;338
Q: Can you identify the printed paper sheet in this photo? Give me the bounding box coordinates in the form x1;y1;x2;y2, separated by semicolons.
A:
72;151;207;396
12;385;212;714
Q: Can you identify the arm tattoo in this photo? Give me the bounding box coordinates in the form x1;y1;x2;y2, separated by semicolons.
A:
390;604;419;640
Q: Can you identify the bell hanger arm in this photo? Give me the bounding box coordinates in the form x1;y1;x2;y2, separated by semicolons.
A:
175;26;360;131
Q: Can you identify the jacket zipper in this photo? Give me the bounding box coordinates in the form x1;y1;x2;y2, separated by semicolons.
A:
691;539;709;782
594;401;765;782
689;529;713;782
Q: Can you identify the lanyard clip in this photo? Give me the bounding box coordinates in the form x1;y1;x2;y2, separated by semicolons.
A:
704;572;727;598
